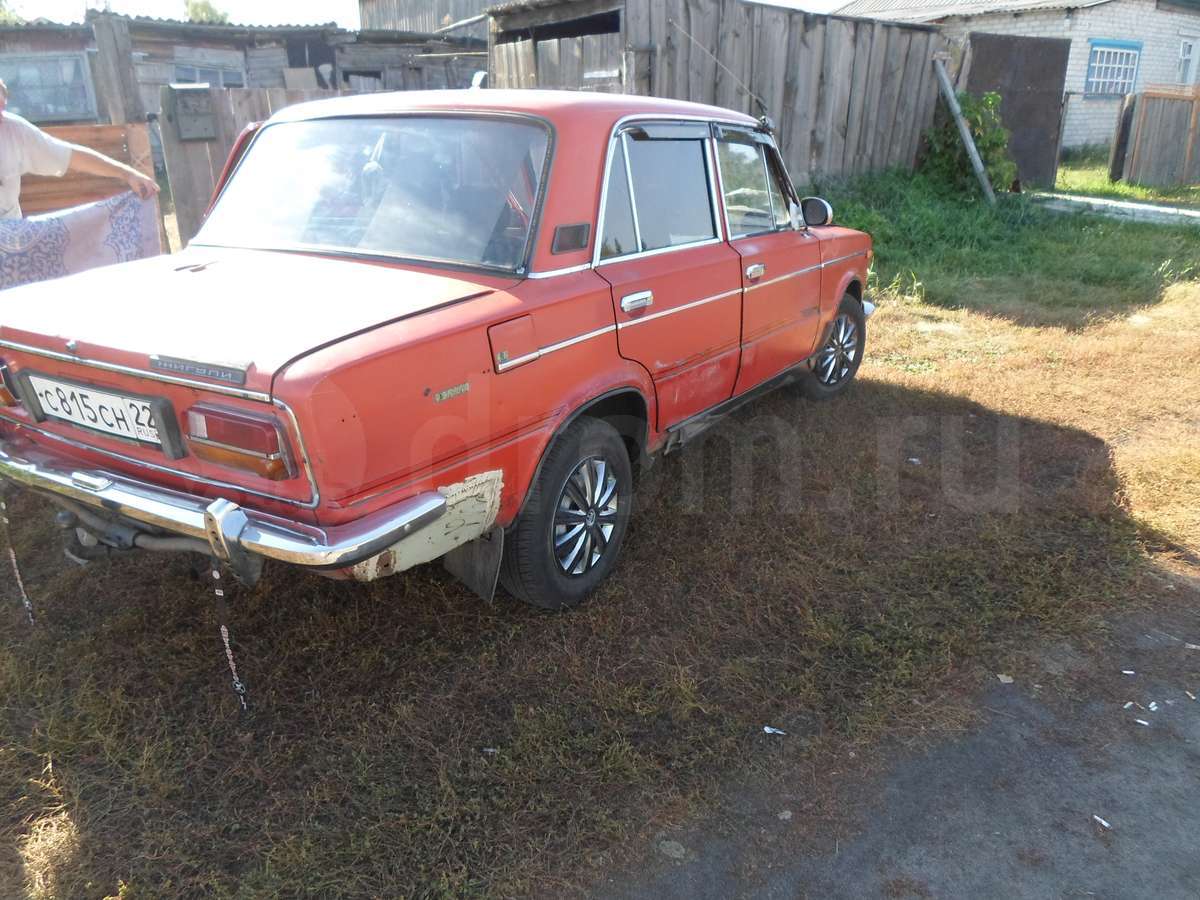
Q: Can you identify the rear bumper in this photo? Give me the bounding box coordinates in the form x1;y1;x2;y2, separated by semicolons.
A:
0;436;446;581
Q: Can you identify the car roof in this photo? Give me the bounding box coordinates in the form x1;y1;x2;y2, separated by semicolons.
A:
269;89;760;130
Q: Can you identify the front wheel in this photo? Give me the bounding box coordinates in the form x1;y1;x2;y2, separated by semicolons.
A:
500;417;633;610
803;294;866;401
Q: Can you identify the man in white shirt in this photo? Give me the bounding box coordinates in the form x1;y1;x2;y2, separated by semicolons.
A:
0;77;158;220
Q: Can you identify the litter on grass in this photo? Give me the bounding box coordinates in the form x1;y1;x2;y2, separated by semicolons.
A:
1122;670;1136;675
907;457;922;465
1186;644;1199;651
763;726;787;735
1123;701;1133;709
1135;719;1150;727
1186;691;1197;701
997;674;1014;684
1093;815;1112;830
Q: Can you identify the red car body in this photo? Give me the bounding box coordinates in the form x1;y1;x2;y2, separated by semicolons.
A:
0;90;872;605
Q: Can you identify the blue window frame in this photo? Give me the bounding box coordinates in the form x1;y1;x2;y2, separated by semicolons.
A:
1085;39;1142;97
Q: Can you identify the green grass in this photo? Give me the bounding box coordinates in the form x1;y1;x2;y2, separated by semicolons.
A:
818;170;1200;325
2;171;1197;898
1054;155;1200;210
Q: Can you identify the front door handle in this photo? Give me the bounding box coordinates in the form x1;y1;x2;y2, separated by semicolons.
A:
620;290;654;313
745;263;766;281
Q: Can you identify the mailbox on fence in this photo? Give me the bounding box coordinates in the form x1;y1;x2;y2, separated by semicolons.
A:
165;84;217;141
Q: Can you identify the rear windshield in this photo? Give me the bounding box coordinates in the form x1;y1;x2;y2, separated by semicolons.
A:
195;116;551;273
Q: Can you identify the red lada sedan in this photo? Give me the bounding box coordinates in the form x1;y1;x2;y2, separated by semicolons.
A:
0;90;873;610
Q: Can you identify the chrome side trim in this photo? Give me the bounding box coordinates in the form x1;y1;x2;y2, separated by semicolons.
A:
494;323;617;372
495;350;542;373
525;263;593;279
744;262;823;292
0;339;270;402
822;250;867;267
540;323;616;356
0;438;447;571
616;287;741;330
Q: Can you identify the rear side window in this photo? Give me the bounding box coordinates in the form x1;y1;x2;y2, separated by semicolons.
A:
599;138;638;260
716;134;772;238
625;135;716;251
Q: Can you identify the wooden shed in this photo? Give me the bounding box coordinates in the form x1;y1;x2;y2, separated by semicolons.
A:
486;0;948;184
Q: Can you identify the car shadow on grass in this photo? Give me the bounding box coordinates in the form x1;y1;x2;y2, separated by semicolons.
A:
0;378;1156;897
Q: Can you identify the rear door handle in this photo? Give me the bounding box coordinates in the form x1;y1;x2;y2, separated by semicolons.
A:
745;263;766;281
620;290;654;313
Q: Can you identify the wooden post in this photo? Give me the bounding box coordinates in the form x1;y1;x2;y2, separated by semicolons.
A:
91;13;144;125
933;56;995;205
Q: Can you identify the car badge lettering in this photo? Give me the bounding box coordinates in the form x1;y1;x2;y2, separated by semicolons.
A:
150;355;248;386
433;382;470;403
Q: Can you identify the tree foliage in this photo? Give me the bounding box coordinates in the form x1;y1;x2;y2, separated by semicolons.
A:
923;91;1018;197
0;0;24;26
185;0;230;24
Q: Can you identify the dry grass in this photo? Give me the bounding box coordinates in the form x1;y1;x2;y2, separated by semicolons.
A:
1;179;1198;897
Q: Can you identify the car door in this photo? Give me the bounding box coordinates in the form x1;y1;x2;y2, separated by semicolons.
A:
594;122;743;429
714;127;823;396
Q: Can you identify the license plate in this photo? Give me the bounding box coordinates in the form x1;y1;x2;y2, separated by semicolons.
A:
27;374;162;445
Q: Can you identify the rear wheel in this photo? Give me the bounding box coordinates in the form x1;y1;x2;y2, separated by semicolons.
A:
803;294;865;401
500;417;633;610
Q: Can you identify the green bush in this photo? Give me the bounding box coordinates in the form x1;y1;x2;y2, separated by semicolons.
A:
923;91;1018;197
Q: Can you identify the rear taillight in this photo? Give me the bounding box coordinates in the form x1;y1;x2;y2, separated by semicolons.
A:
0;361;19;407
184;405;295;480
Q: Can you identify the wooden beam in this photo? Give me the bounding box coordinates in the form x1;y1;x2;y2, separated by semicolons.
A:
91;13;144;125
494;0;623;34
933;56;995;205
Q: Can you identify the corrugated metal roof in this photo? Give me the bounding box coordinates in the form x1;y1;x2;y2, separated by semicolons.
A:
834;0;1113;23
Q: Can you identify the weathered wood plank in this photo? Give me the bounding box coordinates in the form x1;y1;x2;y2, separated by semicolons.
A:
715;0;753;113
750;4;790;126
842;19;875;175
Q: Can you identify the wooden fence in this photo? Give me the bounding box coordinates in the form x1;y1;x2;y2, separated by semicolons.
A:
491;1;947;184
1113;86;1200;188
18;123;157;216
159;86;347;246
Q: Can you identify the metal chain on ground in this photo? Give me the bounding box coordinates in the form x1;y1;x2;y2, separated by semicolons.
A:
0;498;35;626
210;564;248;711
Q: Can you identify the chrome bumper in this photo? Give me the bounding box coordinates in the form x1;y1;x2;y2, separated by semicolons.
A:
0;437;446;580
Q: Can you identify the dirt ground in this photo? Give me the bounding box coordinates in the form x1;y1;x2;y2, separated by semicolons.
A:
596;564;1200;899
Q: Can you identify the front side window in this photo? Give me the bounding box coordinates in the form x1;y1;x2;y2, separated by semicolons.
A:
717;134;773;238
0;53;96;122
717;131;796;237
1085;41;1140;96
196;116;550;272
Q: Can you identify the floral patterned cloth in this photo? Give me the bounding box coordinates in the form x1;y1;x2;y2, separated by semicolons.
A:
0;192;162;291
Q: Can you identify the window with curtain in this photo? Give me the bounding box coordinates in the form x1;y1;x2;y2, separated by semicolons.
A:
0;53;97;122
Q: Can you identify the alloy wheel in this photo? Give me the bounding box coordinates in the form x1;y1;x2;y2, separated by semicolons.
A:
552;456;619;576
817;313;859;386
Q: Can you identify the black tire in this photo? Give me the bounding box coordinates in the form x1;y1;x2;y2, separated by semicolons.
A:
500;417;633;610
803;293;866;401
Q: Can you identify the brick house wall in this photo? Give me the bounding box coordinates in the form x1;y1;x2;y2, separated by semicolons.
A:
939;0;1200;148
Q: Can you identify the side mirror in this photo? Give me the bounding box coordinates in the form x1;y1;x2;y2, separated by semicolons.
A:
800;196;834;227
